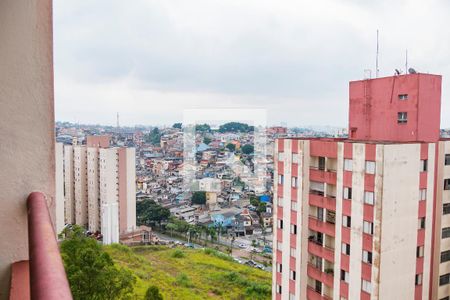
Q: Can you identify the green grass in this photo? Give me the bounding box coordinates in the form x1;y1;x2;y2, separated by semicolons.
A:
105;244;271;300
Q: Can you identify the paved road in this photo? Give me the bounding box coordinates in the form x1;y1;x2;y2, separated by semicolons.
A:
154;232;272;272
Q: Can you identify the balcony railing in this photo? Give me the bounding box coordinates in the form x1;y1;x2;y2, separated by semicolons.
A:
10;192;72;300
306;286;333;300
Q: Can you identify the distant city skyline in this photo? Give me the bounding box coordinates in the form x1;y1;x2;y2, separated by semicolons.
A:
54;0;450;127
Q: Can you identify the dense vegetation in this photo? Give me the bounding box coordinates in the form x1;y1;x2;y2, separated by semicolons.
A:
226;143;236;151
195;123;211;132
241;144;254;154
137;199;171;228
218;122;254;133
60;226;136;300
191;191;207;205
105;245;271;299
144;128;162;146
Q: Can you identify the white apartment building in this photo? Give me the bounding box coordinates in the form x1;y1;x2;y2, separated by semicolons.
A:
58;136;136;244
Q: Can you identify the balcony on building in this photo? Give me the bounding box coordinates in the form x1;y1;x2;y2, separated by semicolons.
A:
1;1;72;299
308;230;335;262
310;157;337;185
309;206;336;237
307;275;333;300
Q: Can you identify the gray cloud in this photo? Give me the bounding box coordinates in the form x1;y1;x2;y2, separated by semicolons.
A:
54;0;450;127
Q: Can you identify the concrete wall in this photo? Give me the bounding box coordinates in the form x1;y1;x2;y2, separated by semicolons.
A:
87;147;100;232
378;144;421;299
349;74;441;142
74;146;88;226
55;143;65;235
63;145;75;223
0;0;54;298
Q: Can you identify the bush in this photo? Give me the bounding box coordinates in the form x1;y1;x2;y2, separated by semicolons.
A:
175;273;193;288
171;249;186;258
203;248;233;262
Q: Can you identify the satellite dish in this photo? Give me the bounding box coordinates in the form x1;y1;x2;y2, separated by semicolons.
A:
395;69;402;75
408;68;417;74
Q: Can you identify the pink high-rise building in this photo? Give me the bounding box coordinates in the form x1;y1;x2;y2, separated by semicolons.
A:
273;73;450;300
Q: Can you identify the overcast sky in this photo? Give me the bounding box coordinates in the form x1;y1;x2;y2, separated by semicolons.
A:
54;0;450;127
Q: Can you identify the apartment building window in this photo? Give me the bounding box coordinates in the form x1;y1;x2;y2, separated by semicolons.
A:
342;243;351;255
290;270;296;281
445;179;450;190
290;224;297;235
444;203;450;215
344;159;353;171
276;263;282;273
340;270;349;283
441;250;450;263
278;174;284;185
291;201;298;211
315;280;322;294
319;157;326;170
344;187;352;200
363;250;373;264
364;191;374;205
445;154;450;166
276;284;282;294
440;273;450;286
292;153;300;164
415;274;423;285
362;279;372;293
343;215;351;228
419;189;427;201
398;112;408;124
420;159;428;172
277;219;284;229
290;247;296;257
278;197;283;207
442;227;450;239
317;207;324;221
365;161;376;174
418;217;426;230
278;152;285;161
363;221;374;235
292;176;298;188
398;94;408;100
417;246;424;258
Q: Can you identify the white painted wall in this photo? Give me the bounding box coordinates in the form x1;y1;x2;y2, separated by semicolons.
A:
0;0;54;297
378;144;421;300
55;143;65;235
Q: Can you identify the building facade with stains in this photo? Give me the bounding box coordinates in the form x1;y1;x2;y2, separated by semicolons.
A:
272;73;450;300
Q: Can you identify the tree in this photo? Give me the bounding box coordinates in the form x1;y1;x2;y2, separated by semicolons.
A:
195;123;211;132
166;222;178;237
191;191;207;205
137;199;171;228
172;123;182;129
145;286;163;300
144;128;162;146
60;226;136;300
218;122;254;133
203;137;212;145
226;143;236;152
241;144;254;155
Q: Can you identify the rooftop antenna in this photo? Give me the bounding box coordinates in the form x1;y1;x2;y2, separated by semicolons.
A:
405;49;408;74
376;29;380;78
116;112;120;129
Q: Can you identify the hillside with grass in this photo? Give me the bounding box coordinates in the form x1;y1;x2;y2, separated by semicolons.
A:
105;244;272;300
